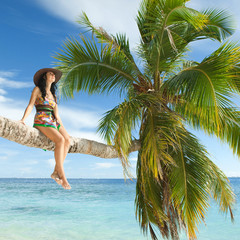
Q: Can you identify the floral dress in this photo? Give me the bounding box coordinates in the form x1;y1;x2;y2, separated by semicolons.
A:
33;95;61;131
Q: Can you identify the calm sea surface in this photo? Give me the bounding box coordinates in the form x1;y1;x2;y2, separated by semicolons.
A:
0;178;239;240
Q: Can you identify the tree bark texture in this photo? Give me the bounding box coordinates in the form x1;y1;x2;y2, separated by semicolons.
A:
0;116;140;158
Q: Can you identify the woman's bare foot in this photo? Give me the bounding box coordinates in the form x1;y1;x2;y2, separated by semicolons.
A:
61;178;71;190
53;167;71;190
51;171;63;185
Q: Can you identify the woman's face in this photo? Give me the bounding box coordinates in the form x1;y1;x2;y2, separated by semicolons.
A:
45;71;56;84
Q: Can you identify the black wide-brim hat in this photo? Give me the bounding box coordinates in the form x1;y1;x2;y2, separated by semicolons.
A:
33;68;62;85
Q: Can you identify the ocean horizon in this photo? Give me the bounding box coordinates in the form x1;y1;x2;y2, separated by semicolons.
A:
0;177;240;240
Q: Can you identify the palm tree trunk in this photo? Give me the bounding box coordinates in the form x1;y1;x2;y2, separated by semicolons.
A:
0;116;140;158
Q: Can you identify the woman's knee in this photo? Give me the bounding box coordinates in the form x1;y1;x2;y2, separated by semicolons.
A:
55;135;65;145
64;136;71;147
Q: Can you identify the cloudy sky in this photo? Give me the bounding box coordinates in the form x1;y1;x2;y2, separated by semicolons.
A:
1;0;240;178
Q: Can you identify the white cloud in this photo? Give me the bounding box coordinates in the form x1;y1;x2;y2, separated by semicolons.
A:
57;105;107;142
94;162;121;169
0;156;8;161
0;100;34;123
0;149;22;161
67;129;105;143
225;171;240;177
27;160;39;165
129;157;138;162
47;158;55;168
0;77;32;88
36;0;141;49
0;88;7;95
19;167;33;174
59;106;101;129
0;70;32;89
46;158;70;169
0;70;34;121
0;71;16;78
0;95;13;103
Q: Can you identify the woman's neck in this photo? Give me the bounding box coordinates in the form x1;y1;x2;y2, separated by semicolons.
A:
45;83;51;93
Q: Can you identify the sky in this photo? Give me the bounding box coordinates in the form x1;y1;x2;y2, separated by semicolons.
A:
0;0;240;178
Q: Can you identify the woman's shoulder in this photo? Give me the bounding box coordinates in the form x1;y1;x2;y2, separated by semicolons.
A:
32;86;41;98
32;86;40;92
33;86;40;92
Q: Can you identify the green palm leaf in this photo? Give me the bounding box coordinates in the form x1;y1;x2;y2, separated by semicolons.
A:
136;0;235;87
161;41;240;138
207;160;235;219
97;95;142;179
52;34;139;99
196;8;235;41
172;100;240;157
76;12;145;78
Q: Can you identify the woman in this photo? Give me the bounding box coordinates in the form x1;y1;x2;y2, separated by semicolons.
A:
19;68;71;190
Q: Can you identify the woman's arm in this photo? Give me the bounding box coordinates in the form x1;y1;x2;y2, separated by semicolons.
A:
53;103;64;127
20;87;40;122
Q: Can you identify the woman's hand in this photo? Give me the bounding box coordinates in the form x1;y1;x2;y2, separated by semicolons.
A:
18;119;26;125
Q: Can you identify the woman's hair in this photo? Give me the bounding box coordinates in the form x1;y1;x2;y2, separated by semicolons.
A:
36;72;58;103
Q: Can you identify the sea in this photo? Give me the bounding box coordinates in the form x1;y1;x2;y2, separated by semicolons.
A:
0;178;239;240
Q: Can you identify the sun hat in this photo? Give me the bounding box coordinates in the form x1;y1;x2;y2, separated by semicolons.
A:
33;68;62;85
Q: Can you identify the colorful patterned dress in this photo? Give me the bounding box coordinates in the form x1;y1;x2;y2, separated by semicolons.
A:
33;95;61;131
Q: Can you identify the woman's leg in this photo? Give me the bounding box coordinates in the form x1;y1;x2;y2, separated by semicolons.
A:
34;125;71;189
53;125;71;172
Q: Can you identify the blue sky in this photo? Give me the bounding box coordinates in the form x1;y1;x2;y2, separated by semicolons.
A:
0;0;240;178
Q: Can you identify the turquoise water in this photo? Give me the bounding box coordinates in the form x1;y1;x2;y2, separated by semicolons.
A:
0;178;239;240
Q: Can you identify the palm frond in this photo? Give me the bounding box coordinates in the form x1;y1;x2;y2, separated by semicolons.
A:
173;99;240;158
52;34;139;99
160;41;240;136
207;160;235;221
97;94;144;179
140;107;184;180
135;150;170;239
197;8;235;42
136;1;235;81
76;12;144;76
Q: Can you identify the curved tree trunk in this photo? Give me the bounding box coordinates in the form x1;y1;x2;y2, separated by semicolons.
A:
0;116;140;158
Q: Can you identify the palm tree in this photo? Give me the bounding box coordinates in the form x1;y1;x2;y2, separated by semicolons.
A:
52;0;238;239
